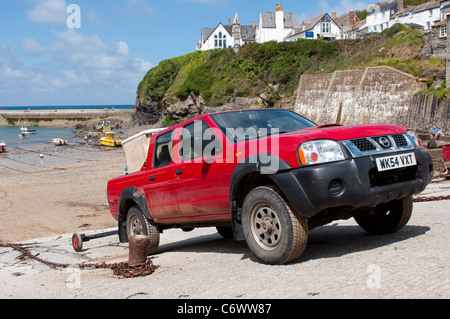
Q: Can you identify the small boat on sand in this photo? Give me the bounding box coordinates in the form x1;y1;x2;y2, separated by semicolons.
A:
52;138;68;146
100;132;122;147
19;132;29;139
0;141;6;153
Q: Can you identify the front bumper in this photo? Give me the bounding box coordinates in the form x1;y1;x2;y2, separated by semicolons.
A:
272;149;433;218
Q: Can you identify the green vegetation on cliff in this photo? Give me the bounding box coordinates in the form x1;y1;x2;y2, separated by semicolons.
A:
137;24;444;110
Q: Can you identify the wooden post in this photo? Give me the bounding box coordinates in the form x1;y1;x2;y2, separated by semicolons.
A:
128;235;150;266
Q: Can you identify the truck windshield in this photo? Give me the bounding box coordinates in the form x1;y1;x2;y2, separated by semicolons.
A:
210;109;316;143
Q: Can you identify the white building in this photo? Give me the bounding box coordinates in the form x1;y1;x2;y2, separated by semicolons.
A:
366;1;402;33
255;4;297;43
286;13;341;41
390;1;441;31
196;23;232;51
196;13;256;51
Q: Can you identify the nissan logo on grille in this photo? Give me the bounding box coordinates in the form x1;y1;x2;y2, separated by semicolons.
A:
378;137;391;148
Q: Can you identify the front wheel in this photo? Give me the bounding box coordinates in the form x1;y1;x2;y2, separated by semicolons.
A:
126;206;160;255
242;186;308;265
354;196;413;234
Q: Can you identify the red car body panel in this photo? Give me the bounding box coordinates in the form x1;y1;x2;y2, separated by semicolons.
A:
107;110;432;234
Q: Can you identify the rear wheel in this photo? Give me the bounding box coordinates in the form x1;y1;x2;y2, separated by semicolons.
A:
242;186;308;265
354;196;413;234
126;206;160;255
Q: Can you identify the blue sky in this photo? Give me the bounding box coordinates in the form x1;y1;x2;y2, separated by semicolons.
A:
0;0;372;107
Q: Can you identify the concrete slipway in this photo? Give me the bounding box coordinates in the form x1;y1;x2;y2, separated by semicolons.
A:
1;180;449;300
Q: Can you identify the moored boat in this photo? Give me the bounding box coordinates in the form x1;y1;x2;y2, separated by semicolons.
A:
0;141;6;153
19;132;29;139
52;138;68;146
100;132;122;147
20;122;36;134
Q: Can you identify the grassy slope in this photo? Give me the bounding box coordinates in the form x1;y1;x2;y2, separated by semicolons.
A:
137;24;444;112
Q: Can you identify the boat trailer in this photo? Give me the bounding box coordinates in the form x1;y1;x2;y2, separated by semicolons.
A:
72;230;119;252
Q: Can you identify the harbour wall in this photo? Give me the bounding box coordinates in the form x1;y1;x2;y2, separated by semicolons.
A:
294;66;450;135
0;109;134;125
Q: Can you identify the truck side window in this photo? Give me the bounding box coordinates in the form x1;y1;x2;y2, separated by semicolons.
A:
154;131;174;168
180;120;219;161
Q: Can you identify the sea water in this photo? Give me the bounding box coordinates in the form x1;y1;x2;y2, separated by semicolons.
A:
0;104;133;149
0;126;82;149
0;105;134;111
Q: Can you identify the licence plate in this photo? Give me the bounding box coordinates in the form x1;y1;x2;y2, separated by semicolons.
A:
376;153;417;172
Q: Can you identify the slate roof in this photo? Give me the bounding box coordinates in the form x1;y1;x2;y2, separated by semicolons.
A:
260;12;297;28
199;23;256;45
392;0;440;18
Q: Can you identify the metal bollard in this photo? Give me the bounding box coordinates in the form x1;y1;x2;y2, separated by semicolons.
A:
128;235;151;266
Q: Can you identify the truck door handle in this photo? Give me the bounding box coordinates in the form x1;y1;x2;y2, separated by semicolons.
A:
176;170;184;176
149;176;155;182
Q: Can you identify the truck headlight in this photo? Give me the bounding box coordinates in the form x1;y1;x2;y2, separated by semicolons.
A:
406;130;422;148
298;140;345;165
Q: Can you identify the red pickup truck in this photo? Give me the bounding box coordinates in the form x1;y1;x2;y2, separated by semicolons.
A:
107;109;433;264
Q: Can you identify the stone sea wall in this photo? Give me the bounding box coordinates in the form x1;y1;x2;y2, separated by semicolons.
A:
406;94;449;135
295;66;429;128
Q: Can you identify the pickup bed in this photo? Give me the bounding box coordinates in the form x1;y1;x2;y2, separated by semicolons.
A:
107;109;433;264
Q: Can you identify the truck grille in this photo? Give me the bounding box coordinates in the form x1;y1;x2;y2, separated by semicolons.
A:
350;134;407;153
350;138;377;152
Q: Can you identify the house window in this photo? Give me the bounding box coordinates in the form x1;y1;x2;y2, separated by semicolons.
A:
322;22;330;34
440;25;447;38
214;32;228;48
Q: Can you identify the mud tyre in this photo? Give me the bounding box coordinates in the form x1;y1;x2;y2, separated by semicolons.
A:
354;196;413;234
242;186;308;265
126;206;160;255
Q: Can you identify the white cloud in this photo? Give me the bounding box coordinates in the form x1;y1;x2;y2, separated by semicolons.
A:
26;0;68;24
0;30;153;105
117;41;129;56
21;38;46;55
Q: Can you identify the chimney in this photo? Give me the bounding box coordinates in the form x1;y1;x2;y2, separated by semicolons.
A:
252;20;255;28
275;4;284;32
332;12;337;20
275;3;284;12
398;0;404;12
349;9;355;28
228;17;231;26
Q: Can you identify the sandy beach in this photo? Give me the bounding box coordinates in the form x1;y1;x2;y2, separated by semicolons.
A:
0;130;448;244
0;142;123;243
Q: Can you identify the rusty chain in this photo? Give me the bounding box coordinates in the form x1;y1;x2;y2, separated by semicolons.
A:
413;195;450;202
0;242;155;278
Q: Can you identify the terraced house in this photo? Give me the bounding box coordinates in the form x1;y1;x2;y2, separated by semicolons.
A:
196;1;450;50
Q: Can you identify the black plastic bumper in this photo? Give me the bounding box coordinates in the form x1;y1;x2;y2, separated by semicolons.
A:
271;149;433;218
